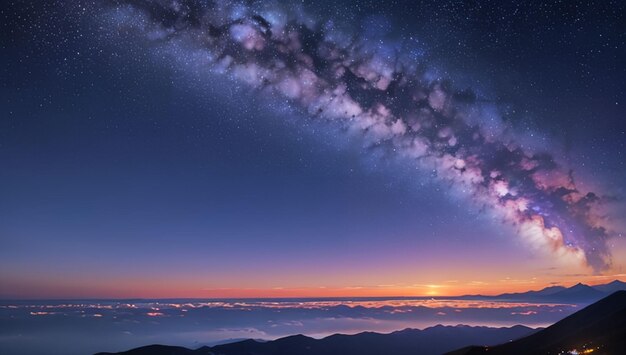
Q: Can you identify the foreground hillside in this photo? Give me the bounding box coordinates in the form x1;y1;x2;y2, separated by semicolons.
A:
449;291;626;355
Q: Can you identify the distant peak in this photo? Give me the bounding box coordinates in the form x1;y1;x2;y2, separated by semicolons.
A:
571;282;590;288
288;334;308;338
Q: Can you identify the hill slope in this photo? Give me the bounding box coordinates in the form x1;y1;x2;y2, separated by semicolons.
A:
448;290;626;355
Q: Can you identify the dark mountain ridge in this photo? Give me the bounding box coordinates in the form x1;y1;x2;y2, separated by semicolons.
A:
448;290;626;355
96;324;536;355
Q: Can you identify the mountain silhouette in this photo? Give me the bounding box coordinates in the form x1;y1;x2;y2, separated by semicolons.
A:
593;279;626;294
448;290;626;355
542;282;605;302
96;325;535;355
459;280;625;303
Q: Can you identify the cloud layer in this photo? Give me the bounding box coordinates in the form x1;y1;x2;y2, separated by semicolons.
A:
104;0;617;271
0;298;577;355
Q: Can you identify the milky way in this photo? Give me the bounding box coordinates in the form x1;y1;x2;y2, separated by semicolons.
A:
103;0;618;271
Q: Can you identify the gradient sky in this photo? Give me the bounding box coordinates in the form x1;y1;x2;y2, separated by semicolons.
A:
1;0;625;299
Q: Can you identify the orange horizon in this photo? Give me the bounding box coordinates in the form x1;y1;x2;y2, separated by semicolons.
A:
2;277;624;300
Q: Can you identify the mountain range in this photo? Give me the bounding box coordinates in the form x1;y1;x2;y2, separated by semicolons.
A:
459;279;626;303
96;324;536;355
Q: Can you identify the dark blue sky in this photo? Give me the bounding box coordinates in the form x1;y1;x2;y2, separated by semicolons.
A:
1;0;624;298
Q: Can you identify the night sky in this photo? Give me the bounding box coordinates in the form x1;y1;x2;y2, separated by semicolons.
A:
1;0;625;299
